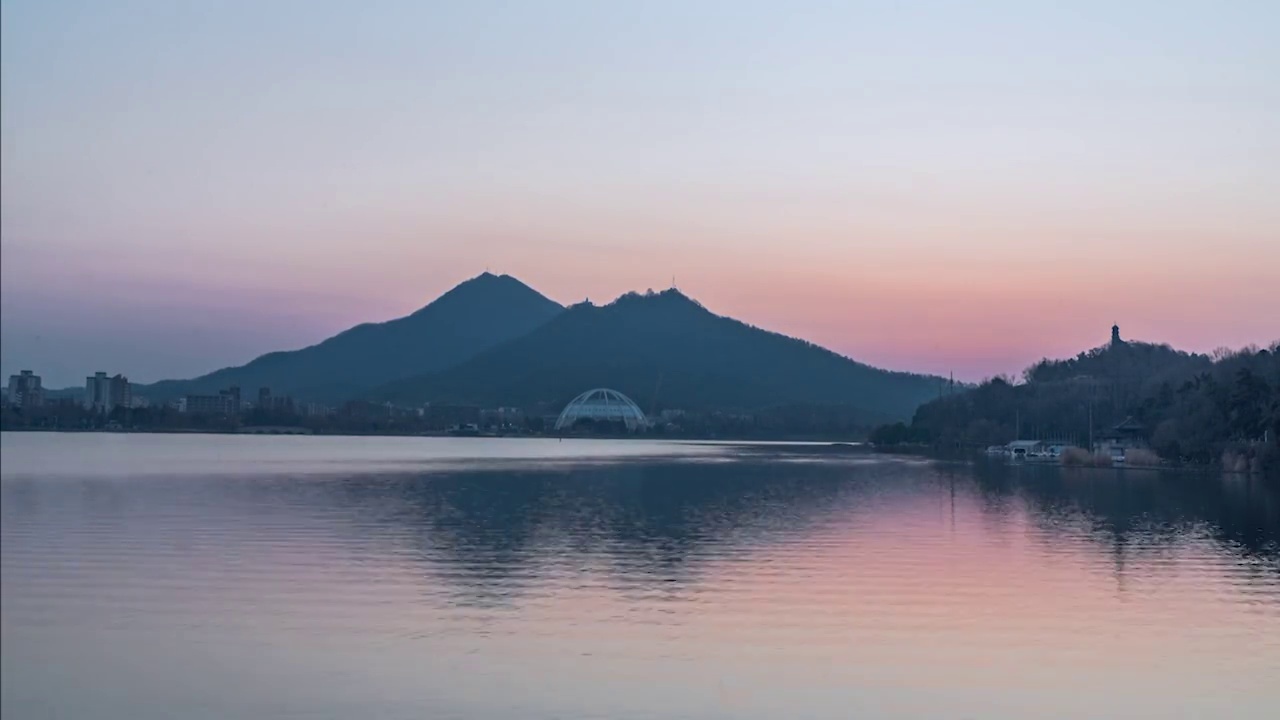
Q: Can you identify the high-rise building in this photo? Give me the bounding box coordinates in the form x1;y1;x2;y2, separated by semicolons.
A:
6;370;45;409
181;386;242;415
84;372;132;413
255;387;294;413
112;375;132;411
85;372;108;410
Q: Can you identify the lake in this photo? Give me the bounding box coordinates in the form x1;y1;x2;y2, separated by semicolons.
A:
3;432;1278;719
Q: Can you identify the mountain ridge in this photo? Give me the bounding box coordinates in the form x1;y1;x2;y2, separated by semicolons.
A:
374;287;944;423
138;272;564;401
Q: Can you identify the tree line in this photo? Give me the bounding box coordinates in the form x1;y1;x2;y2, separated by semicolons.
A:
872;339;1280;473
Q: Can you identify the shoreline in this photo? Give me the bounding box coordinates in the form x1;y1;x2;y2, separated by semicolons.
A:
867;443;1275;477
0;427;871;446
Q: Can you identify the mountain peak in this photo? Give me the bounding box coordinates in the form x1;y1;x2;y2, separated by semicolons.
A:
427;272;550;309
458;270;510;288
376;280;942;420
608;287;708;311
142;271;564;401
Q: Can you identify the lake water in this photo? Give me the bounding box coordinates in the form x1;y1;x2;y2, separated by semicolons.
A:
3;432;1279;719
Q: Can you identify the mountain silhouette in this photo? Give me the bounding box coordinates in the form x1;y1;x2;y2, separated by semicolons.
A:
375;289;943;422
141;273;563;401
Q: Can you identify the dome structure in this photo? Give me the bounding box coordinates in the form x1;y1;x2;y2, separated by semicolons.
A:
554;388;649;432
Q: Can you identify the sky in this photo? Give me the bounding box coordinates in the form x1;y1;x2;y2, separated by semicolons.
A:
2;0;1277;388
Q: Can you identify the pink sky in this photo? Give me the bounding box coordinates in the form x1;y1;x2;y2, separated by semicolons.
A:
1;198;1276;386
2;0;1276;386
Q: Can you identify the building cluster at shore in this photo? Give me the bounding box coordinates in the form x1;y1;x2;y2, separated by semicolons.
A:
7;369;143;413
983;417;1152;465
5;370;44;410
4;370;793;439
4;370;328;418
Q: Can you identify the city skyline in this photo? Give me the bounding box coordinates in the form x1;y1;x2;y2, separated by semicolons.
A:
3;0;1278;387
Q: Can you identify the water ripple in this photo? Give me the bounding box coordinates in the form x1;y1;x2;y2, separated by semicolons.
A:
3;434;1279;720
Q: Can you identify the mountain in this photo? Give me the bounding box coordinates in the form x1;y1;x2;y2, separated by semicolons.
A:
375;289;944;423
141;273;563;401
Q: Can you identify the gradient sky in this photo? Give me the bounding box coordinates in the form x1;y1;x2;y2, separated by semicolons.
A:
2;0;1277;388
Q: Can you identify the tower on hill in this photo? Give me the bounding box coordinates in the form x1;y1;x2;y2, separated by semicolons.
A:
1111;324;1122;346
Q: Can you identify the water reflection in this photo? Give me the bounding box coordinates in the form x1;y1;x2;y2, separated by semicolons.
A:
327;463;837;604
265;457;1280;608
3;439;1279;720
978;461;1280;562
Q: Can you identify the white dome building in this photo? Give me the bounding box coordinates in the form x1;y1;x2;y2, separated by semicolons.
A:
554;388;649;432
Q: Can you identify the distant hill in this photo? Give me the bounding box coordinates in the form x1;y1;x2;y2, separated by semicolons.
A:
375;289;945;423
1024;336;1211;385
893;331;1279;469
140;273;563;402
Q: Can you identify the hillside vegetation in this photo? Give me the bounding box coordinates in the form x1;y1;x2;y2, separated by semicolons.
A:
877;337;1280;471
377;289;943;425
